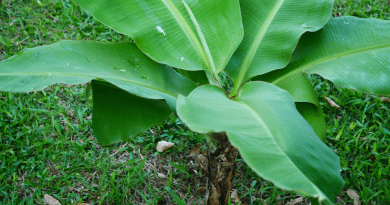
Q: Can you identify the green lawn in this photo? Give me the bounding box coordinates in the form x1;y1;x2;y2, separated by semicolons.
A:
0;0;389;204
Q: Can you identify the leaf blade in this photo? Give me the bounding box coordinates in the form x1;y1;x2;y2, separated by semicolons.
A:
74;0;243;76
296;102;327;141
0;41;197;109
263;16;390;95
92;80;172;145
256;73;327;140
177;82;344;204
226;0;334;95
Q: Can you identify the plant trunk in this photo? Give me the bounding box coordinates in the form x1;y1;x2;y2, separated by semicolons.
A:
202;133;239;205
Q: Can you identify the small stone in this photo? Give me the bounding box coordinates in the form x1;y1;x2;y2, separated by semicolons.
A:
157;173;166;178
156;141;174;152
44;194;61;205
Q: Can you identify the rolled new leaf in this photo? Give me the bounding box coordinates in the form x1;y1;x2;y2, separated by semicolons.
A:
262;16;390;95
226;0;334;95
177;82;344;204
0;40;197;109
74;0;243;78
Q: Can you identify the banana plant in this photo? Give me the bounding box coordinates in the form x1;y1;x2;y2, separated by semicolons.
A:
1;0;389;204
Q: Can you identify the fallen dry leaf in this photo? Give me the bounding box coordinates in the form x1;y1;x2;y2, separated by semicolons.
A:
231;189;241;203
379;97;390;102
194;187;206;198
189;145;201;157
324;96;341;109
44;194;61;205
138;149;144;160
197;154;209;175
252;196;257;202
180;191;187;199
76;203;90;205
388;0;390;6
286;197;304;205
187;198;196;205
347;189;361;205
275;195;282;205
156;141;174;152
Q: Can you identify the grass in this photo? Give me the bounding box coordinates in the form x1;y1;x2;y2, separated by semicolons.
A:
0;0;389;204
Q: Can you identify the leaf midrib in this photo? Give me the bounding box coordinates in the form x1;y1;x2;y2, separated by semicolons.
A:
272;43;390;84
182;0;216;74
0;72;177;97
234;0;285;88
235;99;326;200
161;0;212;71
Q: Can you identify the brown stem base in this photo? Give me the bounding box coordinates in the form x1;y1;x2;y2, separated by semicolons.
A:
204;133;239;205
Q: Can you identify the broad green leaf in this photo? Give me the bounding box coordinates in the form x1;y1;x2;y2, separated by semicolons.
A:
257;73;327;140
74;0;243;77
177;82;343;204
0;41;197;109
271;73;318;105
265;16;390;95
296;102;327;141
174;69;209;85
92;80;172;145
226;0;334;95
